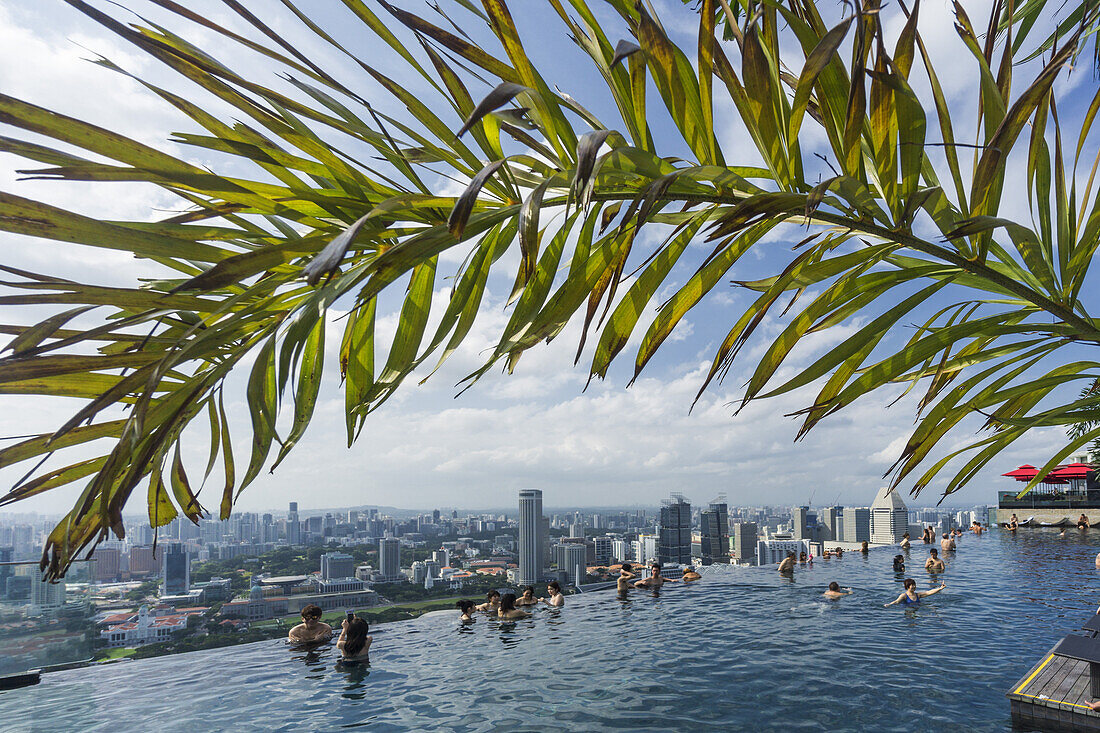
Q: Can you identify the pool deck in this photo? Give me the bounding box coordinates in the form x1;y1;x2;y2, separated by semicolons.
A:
1008;647;1100;730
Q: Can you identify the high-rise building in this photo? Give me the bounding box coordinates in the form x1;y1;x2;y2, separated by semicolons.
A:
128;546;159;575
658;494;692;565
410;561;427;584
732;522;758;564
611;538;629;563
842;507;871;543
432;549;450;568
756;538;811;566
321;551;356;580
819;506;842;542
92;546;121;582
161;542;190;596
29;566;65;614
377;538;401;581
0;546;12;593
700;501;730;565
792;506;809;540
553;542;588;587
592;536;612;564
287;502;301;545
518;489;545;585
870;487;908;544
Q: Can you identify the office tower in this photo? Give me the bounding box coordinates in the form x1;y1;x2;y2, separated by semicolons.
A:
424;560;440;579
592;536;612;564
321;551;355;580
287;502;301;545
540;516;551;570
0;546;12;594
569;522;583;538
870;487;909;544
792;506;809;540
128;545;159;575
432;509;441;524
611;538;628;563
432;549;450;568
732;522;759;564
378;538;401;580
29;566;66;614
92;546;121;582
410;561;427;584
842;507;871;543
658;494;692;565
701;501;730;564
161;542;190;595
819;506;841;541
518;489;545;585
553;542;588;587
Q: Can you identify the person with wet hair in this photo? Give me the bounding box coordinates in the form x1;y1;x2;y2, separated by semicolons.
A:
892;555;905;573
288;604;332;643
884;578;945;607
514;585;539;607
940;533;956;552
541;581;565;607
925;549;946;572
498;592;531;619
858;541;870;554
635;561;667;587
475;590;501;613
823;582;852;599
678;566;702;582
616;563;636;592
900;532;911;550
456;599;476;622
777;553;796;574
337;615;372;661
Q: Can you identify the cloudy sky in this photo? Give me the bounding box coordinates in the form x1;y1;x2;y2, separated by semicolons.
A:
0;0;1092;516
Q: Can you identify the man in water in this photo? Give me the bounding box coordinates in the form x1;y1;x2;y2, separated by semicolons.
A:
777;553;796;574
925;549;946;572
940;533;956;552
971;521;983;535
1079;514;1091;530
288;604;332;643
823;582;853;599
634;562;666;588
1007;514;1019;530
616;563;636;592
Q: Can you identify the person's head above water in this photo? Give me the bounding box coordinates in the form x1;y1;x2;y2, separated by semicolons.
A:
486;590;501;602
456;599;474;614
903;578;917;590
828;582;840;591
929;548;939;557
300;604;323;624
521;585;534;597
621;563;632;573
499;593;518;612
894;554;904;563
343;617;370;656
547;581;561;594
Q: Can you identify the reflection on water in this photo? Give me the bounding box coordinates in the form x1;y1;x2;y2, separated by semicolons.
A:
7;529;1100;731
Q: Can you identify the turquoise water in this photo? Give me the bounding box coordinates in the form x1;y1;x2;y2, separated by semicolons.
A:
3;529;1100;731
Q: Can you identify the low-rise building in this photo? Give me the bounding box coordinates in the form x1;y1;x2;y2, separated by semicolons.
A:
100;604;203;648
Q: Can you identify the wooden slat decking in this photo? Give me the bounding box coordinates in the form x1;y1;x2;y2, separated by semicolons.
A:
1008;650;1100;730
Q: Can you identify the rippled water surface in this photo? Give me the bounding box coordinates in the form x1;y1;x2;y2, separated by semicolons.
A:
5;529;1100;732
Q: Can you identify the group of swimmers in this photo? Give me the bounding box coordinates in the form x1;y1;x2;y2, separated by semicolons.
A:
1002;513;1093;532
287;604;372;662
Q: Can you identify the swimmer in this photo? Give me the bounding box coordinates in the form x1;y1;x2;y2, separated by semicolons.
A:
514;586;539;607
823;582;853;599
541;581;565;607
884;578;945;607
616;563;636;592
1094;552;1100;569
971;521;983;536
456;599;476;622
799;551;808;564
858;541;869;554
1006;514;1019;531
337;615;372;661
475;590;501;613
288;604;332;643
1060;528;1067;538
925;548;946;572
678;566;702;582
893;555;905;572
834;547;844;558
635;562;667;588
922;527;933;544
777;553;796;574
498;592;531;620
940;533;956;552
1080;514;1092;530
900;532;911;550
823;549;833;559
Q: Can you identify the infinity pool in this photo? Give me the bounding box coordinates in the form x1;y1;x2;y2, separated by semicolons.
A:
3;529;1099;731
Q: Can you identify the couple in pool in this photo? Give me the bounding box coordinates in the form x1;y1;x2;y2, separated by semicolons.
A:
617;561;701;591
287;604;371;662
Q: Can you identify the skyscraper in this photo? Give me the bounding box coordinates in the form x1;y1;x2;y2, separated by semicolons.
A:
658;493;692;565
842;507;871;543
161;542;190;595
871;487;909;543
378;538;401;581
29;566;65;614
518;489;545;585
732;522;759;565
791;506;809;540
321;551;355;580
553;542;588;587
700;501;730;564
287;502;301;545
819;506;842;541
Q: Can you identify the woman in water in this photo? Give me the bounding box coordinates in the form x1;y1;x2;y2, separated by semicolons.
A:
858;541;869;554
337;616;372;661
514;586;539;607
892;555;905;572
679;566;702;582
498;592;531;620
456;599;476;622
884;578;946;607
823;582;853;598
900;532;911;549
476;590;501;613
541;581;566;607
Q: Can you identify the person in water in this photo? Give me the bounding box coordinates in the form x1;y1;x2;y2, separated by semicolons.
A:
858;541;869;554
635;562;667;588
514;586;539;607
971;521;983;536
1007;514;1019;530
616;563;636;592
476;590;501;613
1080;514;1092;530
922;527;933;543
777;553;796;574
498;592;531;620
288;604;332;643
925;548;946;572
893;555;905;572
885;578;946;607
456;599;476;622
337;615;372;661
541;581;565;607
940;533;956;552
900;532;911;549
679;566;702;582
799;551;808;564
823;582;853;599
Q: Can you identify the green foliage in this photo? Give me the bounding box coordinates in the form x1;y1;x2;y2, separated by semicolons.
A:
0;0;1098;579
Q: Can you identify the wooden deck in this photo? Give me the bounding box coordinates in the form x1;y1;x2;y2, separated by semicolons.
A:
1008;650;1100;730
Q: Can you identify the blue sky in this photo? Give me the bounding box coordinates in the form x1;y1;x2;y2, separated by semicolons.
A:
0;0;1096;515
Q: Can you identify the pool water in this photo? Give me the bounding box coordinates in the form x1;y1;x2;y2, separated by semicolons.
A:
4;529;1100;732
